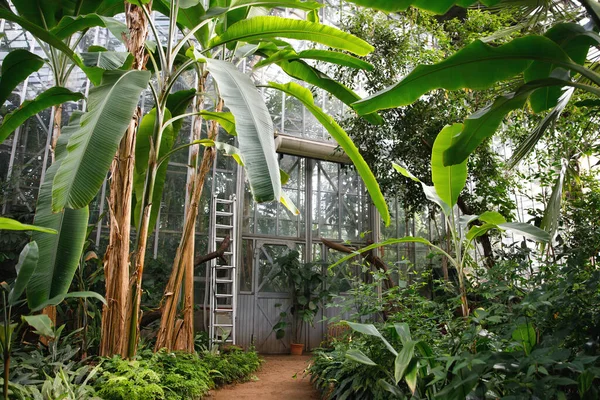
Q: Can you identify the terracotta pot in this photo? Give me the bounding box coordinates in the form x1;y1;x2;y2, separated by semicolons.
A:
290;342;304;355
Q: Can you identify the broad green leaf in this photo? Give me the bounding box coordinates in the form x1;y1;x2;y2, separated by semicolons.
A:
29;116;89;310
394;323;411;345
166;88;197;133
269;56;383;125
31;290;107;312
0;87;84;144
0;49;44;106
206;59;280;202
133;108;175;234
353;36;585;115
270;82;389;224
395;340;416;384
404;359;418;395
8;242;39;305
80;50;133;85
525;23;600;112
466;223;497;241
22;315;54;338
346;321;398;356
12;0;60;29
228;0;322;10
201;111;237;136
344;0;500;13
52;70;150;212
478;211;506;225
378;379;404;397
346;348;377;366
512;322;536;355
499;222;550;243
0;217;56;234
431;124;467;209
50;14;127;41
209;16;374;56
0;323;17;351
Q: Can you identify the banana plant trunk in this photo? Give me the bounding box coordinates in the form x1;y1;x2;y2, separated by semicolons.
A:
99;1;150;358
155;83;222;352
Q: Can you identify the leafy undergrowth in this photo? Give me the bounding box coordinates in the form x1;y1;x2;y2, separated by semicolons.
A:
308;262;600;400
6;347;262;400
95;348;262;400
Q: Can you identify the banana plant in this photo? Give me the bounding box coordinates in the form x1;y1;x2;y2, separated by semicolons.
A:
91;0;391;356
330;124;550;317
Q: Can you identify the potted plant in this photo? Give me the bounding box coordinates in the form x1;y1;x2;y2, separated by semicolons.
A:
271;250;330;355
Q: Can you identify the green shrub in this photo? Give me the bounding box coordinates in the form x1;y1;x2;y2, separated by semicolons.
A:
95;357;164;400
202;348;261;386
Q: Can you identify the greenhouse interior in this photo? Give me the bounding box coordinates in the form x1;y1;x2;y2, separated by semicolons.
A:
0;0;599;399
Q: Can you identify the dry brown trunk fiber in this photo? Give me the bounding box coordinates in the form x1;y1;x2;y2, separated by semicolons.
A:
99;1;150;358
154;87;222;352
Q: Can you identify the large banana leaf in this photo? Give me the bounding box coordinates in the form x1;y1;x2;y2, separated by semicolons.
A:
256;48;373;71
431;124;467;209
443;78;600;166
50;14;127;41
525;23;600;112
392;162;451;216
209;16;373;56
0;217;56;234
540;159;568;241
344;0;500;13
133;109;174;234
269;81;390;225
52;70;150;212
353;36;587;115
8;241;39;305
0;87;84;144
0;49;44;106
260;52;383;125
28;115;89;310
206;58;280;202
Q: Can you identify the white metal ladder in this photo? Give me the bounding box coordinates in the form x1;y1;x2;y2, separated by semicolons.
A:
209;195;237;346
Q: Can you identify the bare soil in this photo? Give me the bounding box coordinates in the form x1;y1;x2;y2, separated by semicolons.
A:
206;354;320;400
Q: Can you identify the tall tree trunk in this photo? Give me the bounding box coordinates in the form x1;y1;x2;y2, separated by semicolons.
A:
99;1;150;358
155;84;222;352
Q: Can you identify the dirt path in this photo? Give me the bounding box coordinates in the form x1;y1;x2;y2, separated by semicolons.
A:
206;354;320;400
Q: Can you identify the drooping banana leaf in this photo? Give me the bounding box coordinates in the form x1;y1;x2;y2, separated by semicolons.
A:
206;58;281;203
8;241;39;305
52;69;150;212
525;23;600;112
209;16;374;56
0;87;84;144
50;14;128;41
0;49;44;106
80;49;134;85
28;115;89;310
0;218;56;234
353;36;592;115
269;81;390;225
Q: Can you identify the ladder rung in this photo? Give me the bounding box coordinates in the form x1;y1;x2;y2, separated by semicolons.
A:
215;211;233;217
215;294;233;298
214;323;234;327
213;339;234;343
215;224;234;229
216;265;235;270
216;199;234;204
223;251;233;255
214;308;233;313
215;279;233;284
